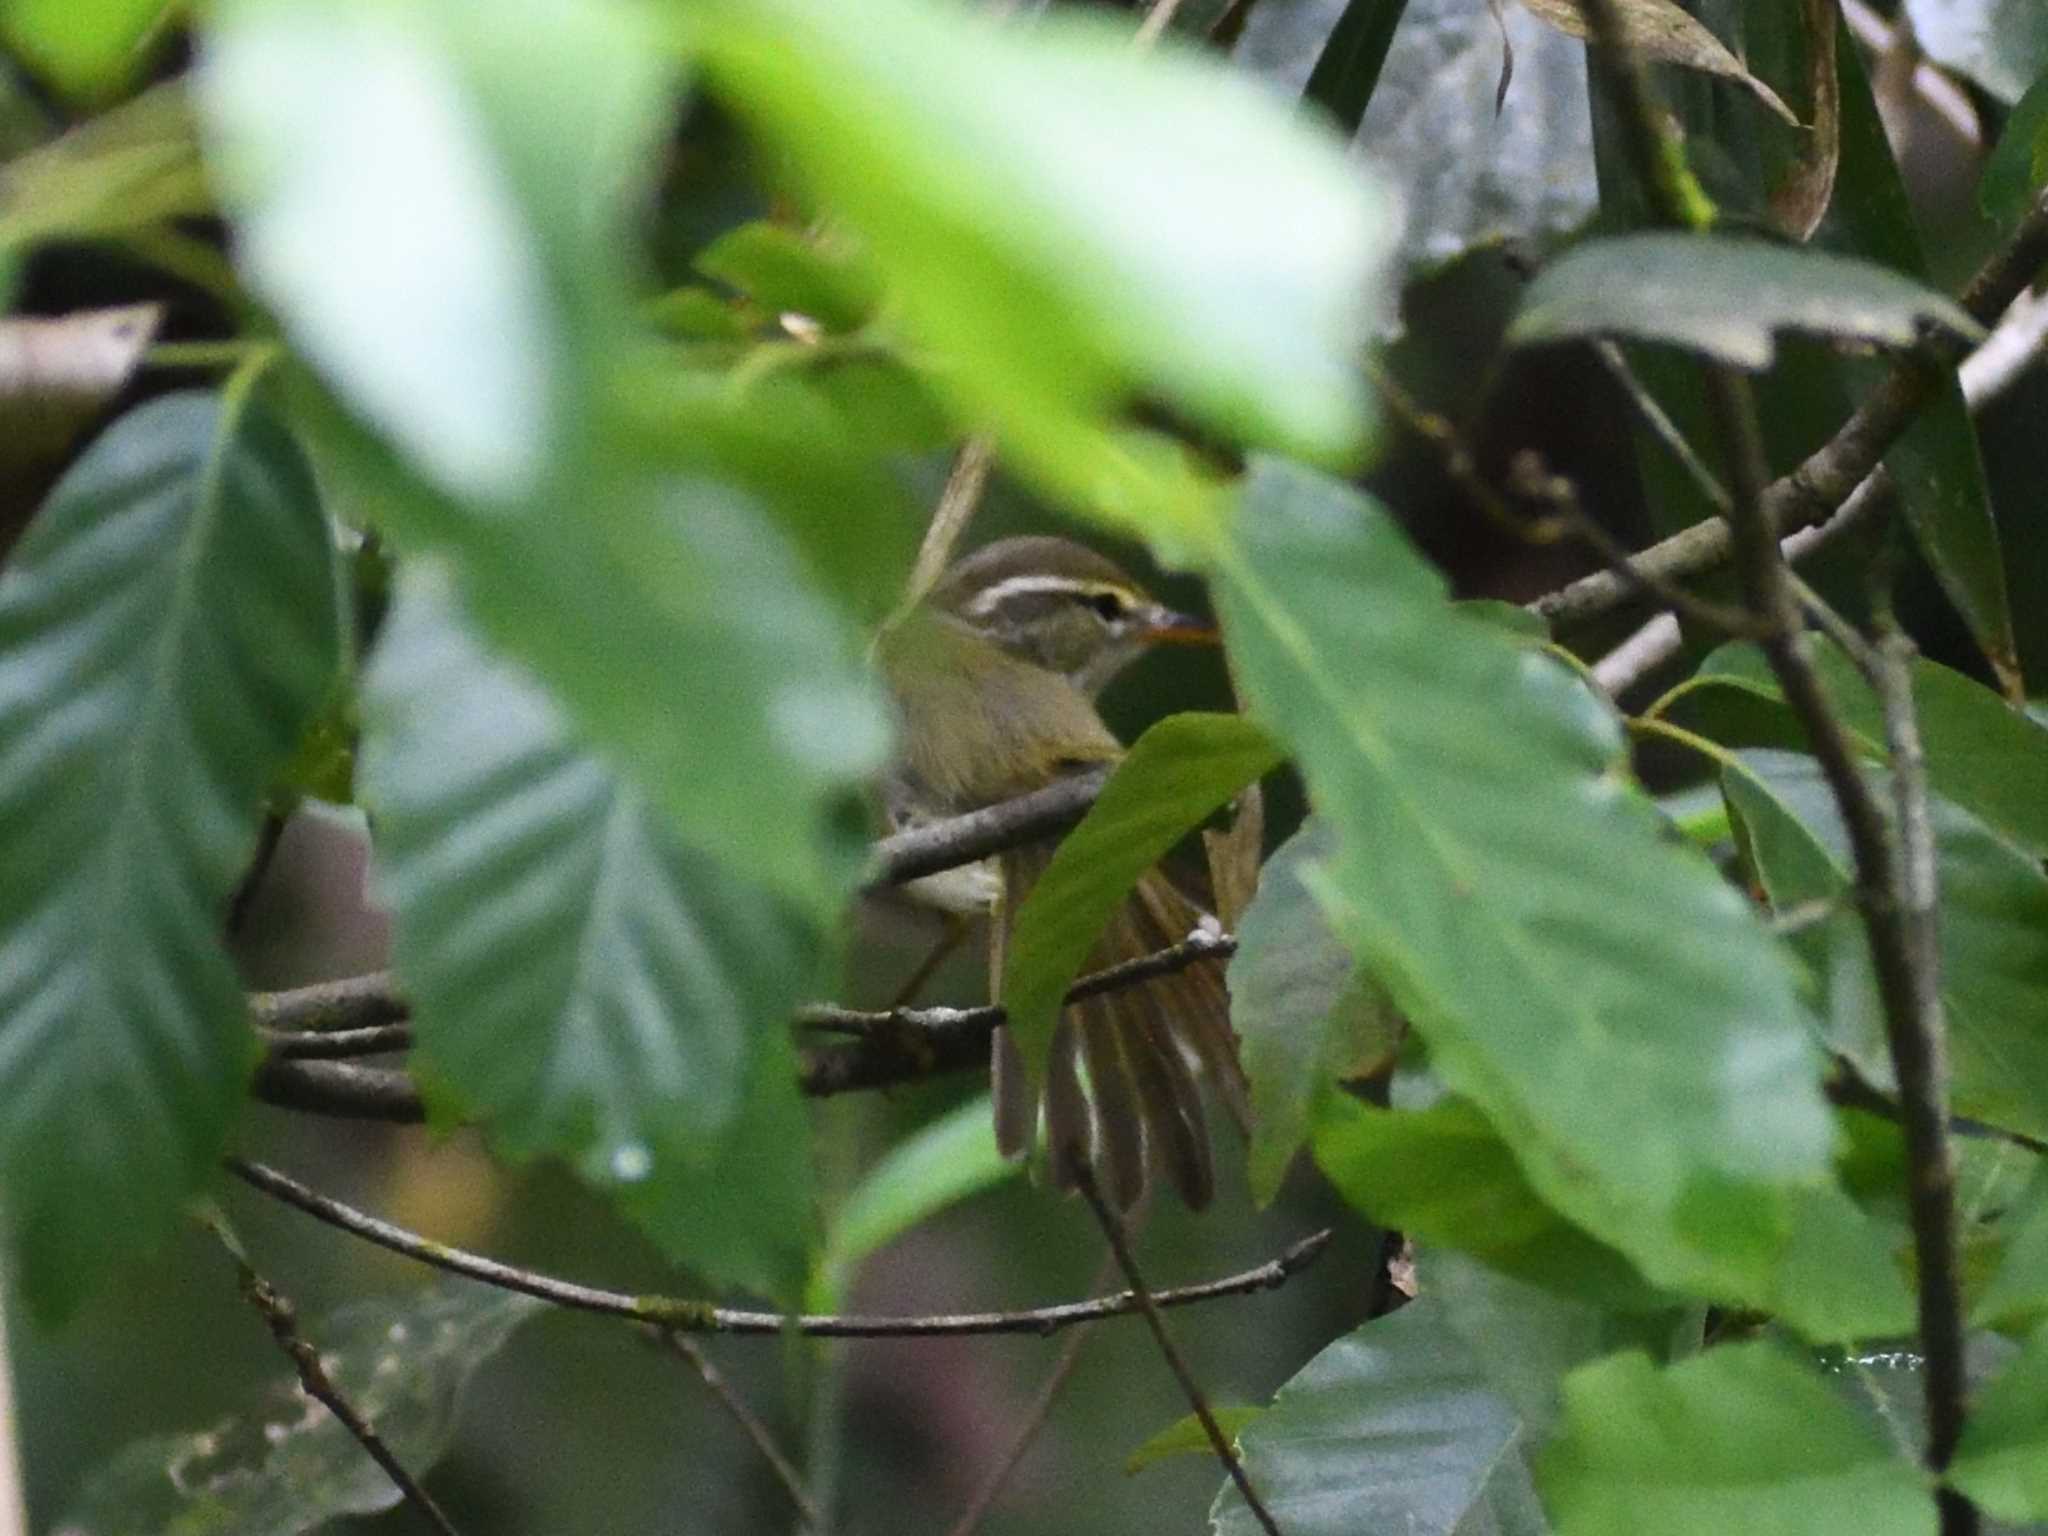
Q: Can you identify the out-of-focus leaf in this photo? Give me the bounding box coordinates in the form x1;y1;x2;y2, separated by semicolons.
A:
1902;0;2048;104
689;0;1388;541
696;220;881;333
0;392;344;1316
1211;460;1864;1335
56;1282;540;1535
0;0;172;100
1125;1404;1267;1474
1663;641;2048;859
1511;233;1980;368
1212;1298;1546;1536
361;573;818;1301
1946;1324;2048;1524
1231;821;1402;1204
1981;72;2048;229
1518;0;1797;123
1539;1344;1935;1536
1003;713;1281;1079
1724;749;2048;1145
811;1095;1015;1311
200;0;671;504
0;82;210;252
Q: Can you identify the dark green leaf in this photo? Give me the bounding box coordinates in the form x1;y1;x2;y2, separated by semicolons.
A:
1231;821;1402;1204
0;391;343;1316
1212;460;1863;1334
360;573;817;1300
1125;1404;1267;1474
1302;0;1408;135
1672;641;2048;861
1981;72;2048;229
1510;233;1981;368
1976;1163;2048;1329
696;220;881;333
57;1281;540;1535
1539;1343;1935;1536
1213;1297;1546;1536
0;0;172;99
811;1095;1014;1310
691;0;1388;535
1902;0;2048;103
1314;1095;1668;1310
1724;749;2048;1145
1003;712;1281;1077
1953;1323;2048;1523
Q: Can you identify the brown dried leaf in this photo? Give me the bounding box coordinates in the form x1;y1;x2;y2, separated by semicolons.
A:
1769;0;1842;239
1518;0;1801;126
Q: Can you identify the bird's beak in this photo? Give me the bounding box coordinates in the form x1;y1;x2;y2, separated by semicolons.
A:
1143;605;1220;646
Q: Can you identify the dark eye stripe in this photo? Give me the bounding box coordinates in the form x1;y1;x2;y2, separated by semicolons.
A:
1084;591;1124;621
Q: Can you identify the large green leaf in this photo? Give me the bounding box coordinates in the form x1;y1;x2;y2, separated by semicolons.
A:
1952;1323;2048;1523
1902;0;2048;104
1229;820;1401;1204
1313;1096;1668;1310
1663;641;2048;859
810;1094;1015;1311
1980;71;2048;230
1212;1297;1546;1536
1210;459;1853;1330
56;1281;540;1535
1978;1162;2048;1329
198;0;669;505
1;0;172;100
1510;233;1980;369
1724;749;2048;1145
0;391;344;1316
1002;712;1281;1077
1539;1343;1935;1536
360;572;817;1301
688;0;1388;539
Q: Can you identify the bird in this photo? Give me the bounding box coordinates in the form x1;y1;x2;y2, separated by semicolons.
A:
878;535;1250;1210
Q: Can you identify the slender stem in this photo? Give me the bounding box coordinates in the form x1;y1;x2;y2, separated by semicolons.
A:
201;1213;463;1536
1073;1168;1283;1536
229;1156;1330;1339
651;1330;823;1530
900;436;996;615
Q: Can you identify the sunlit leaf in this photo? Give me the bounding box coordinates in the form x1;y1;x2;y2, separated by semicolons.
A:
696;220;881;333
1539;1344;1935;1536
56;1282;540;1535
0;391;344;1316
1511;233;1980;368
361;572;818;1300
1125;1404;1267;1474
0;0;173;100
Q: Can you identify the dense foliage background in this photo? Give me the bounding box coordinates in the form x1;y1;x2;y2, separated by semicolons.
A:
4;0;2048;1532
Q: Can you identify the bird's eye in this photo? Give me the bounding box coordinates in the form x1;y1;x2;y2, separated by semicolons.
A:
1084;591;1126;622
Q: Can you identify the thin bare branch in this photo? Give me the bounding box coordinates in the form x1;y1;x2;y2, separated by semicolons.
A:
649;1330;822;1530
870;765;1112;886
229;1157;1330;1339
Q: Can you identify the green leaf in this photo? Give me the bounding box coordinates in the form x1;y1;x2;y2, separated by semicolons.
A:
1001;712;1280;1077
696;220;881;333
1980;70;2048;229
56;1281;540;1535
811;1094;1016;1311
1313;1096;1667;1310
295;381;893;913
1668;641;2048;860
198;0;672;504
0;82;211;254
1724;749;2048;1145
1952;1323;2048;1523
689;0;1388;539
1230;821;1402;1205
1125;1404;1267;1474
1538;1343;1935;1536
1972;1158;2048;1330
1509;233;1982;369
1902;0;2048;104
0;391;344;1316
1211;459;1855;1332
360;572;817;1301
0;0;172;100
1302;0;1409;135
1213;1297;1546;1536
